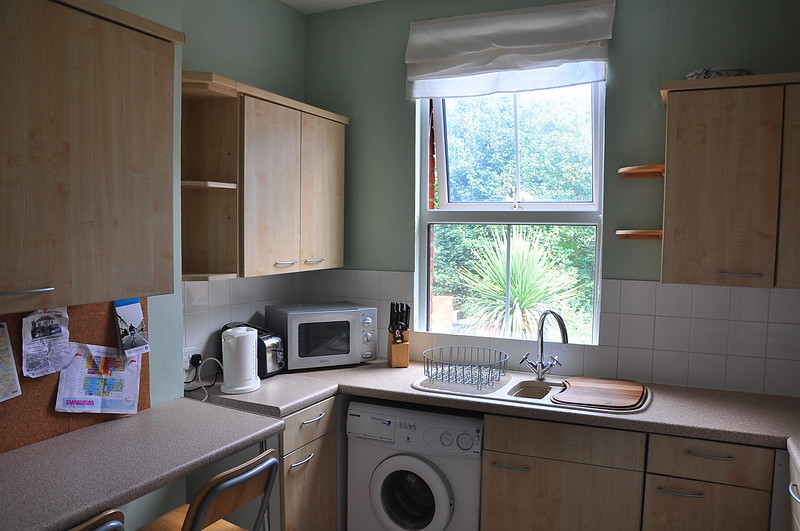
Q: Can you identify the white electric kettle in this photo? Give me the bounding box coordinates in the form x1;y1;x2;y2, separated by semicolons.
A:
220;326;261;394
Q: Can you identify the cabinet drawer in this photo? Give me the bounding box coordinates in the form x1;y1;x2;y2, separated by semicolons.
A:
282;396;337;455
484;415;645;471
647;434;774;490
481;450;643;531
643;473;770;531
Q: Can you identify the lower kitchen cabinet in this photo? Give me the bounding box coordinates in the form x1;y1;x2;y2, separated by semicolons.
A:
278;396;338;531
282;430;337;530
642;474;770;530
480;415;645;531
642;434;774;531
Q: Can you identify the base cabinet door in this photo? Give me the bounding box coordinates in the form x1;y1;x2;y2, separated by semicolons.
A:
480;450;643;531
642;474;770;531
281;421;337;530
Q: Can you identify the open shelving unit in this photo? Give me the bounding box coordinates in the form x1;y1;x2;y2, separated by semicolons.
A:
615;164;664;240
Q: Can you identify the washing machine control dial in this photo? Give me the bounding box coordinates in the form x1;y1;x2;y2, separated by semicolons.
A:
439;431;454;446
456;432;474;450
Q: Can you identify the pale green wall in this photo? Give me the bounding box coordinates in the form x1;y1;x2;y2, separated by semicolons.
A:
304;0;800;280
182;0;307;100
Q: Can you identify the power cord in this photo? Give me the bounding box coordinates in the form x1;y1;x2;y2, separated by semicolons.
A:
190;357;223;402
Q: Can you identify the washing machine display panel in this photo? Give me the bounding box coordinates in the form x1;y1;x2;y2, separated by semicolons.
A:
347;409;396;442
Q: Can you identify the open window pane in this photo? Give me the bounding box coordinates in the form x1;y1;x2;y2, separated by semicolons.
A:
428;224;596;344
440;84;594;206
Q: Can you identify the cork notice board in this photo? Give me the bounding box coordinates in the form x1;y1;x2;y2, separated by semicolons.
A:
0;300;151;453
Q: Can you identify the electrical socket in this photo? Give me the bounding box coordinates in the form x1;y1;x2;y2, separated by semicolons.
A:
182;346;202;371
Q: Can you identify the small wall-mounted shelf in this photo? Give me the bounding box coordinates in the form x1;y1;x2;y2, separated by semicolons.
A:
615;230;663;240
618;164;665;178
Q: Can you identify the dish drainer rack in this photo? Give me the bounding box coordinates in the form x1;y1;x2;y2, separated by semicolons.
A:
422;346;508;390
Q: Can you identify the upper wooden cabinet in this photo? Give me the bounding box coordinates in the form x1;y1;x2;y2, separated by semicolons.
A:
660;73;800;288
0;0;182;314
181;72;348;280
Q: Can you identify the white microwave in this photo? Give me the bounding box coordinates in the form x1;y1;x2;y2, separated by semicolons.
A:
264;303;378;370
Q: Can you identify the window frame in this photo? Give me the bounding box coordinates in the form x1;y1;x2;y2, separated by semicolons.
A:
414;83;605;343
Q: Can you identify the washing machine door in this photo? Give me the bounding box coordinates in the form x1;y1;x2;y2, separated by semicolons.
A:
369;454;454;531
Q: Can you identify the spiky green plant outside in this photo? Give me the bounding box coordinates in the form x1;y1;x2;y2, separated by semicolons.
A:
459;226;583;339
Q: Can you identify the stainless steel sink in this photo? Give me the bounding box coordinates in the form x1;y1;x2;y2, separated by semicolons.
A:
505;380;562;400
411;373;649;413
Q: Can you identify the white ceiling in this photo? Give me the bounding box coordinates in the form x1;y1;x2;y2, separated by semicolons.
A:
280;0;386;14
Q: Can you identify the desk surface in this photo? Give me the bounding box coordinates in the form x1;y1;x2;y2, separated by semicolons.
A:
0;397;284;531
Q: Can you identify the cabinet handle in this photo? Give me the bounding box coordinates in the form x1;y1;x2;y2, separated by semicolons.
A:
685;449;734;461
301;412;326;425
490;462;530;472
274;261;298;266
790;482;800;504
304;258;325;264
0;287;55;296
656;487;704;499
717;272;764;278
289;452;315;468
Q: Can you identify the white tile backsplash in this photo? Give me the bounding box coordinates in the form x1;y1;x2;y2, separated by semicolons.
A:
769;289;800;324
656;283;693;317
729;287;770;321
620;280;656;315
654;316;691;352
181;274;800;397
618;314;655;349
692;285;731;319
766;323;800;361
652;350;689;385
726;321;767;358
690;318;728;355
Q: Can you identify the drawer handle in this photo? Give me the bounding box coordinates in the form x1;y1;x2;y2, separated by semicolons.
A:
301;412;326;425
304;258;325;264
685;449;734;461
274;261;298;266
490;462;530;472
289;452;315;468
718;272;764;278
0;287;55;296
656;487;704;499
790;482;800;504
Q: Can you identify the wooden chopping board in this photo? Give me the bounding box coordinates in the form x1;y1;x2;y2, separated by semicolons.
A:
551;377;646;410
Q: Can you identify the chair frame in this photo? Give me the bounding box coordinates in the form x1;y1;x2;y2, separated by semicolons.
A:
68;508;125;531
182;448;279;531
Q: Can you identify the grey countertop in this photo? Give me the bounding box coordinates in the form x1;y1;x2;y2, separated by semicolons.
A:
186;373;338;417
0;398;284;531
283;361;800;449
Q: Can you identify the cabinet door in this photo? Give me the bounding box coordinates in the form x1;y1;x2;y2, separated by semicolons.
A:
642;474;770;531
481;450;643;531
0;0;174;313
778;84;800;288
241;96;302;276
662;86;784;287
282;430;337;531
300;114;345;271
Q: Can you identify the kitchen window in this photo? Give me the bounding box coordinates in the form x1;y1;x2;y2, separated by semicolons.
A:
417;83;603;345
406;1;614;345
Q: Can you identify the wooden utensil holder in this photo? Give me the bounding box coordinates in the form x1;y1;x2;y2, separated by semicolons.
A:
388;330;409;368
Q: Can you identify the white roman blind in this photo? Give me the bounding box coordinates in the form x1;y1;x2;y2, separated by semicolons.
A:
405;0;615;99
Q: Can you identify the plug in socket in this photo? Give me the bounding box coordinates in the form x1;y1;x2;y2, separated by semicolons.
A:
182;346;202;370
190;354;202;367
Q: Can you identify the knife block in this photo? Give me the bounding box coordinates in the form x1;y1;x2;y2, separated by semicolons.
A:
388;330;409;368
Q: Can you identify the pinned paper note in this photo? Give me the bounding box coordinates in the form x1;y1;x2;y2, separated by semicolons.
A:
114;299;149;358
0;323;22;403
55;343;140;414
21;308;71;378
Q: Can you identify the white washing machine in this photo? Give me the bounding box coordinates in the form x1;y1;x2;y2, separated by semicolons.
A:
346;401;482;531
